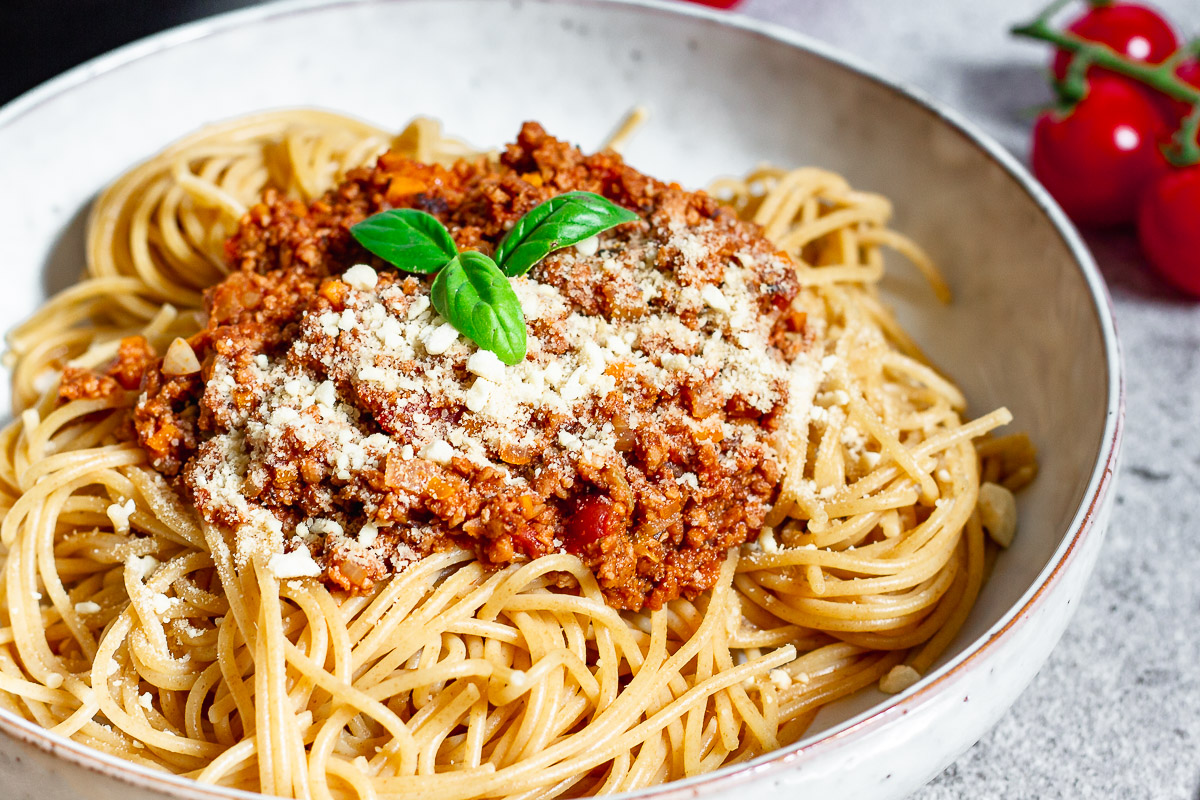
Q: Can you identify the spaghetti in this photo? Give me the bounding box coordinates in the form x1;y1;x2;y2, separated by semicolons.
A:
0;111;1035;799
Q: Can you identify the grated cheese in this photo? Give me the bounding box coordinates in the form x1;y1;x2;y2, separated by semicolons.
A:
700;284;732;314
150;594;172;615
424;322;459;355
176;205;818;585
464;378;495;413
343;263;378;291
467;349;506;383
106;498;136;533
769;669;793;689
268;548;322;579
127;554;159;579
757;527;780;554
421;439;455;465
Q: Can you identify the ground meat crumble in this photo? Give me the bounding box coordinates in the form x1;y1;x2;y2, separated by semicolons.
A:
76;123;816;611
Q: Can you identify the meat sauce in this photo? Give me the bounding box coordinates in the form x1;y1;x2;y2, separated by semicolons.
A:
66;123;809;611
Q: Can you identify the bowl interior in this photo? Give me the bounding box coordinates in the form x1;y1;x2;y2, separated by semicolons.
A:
0;0;1114;766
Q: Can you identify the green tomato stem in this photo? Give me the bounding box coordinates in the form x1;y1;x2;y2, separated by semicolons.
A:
1159;40;1196;73
1013;19;1200;104
1061;49;1094;104
1013;1;1200;166
1170;105;1200;167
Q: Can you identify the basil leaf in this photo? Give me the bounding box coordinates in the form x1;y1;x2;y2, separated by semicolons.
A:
350;209;458;274
494;191;640;277
430;251;527;365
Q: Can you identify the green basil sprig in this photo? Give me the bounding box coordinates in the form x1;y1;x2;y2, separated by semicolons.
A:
349;191;636;365
349;208;457;273
494;191;639;277
431;252;527;365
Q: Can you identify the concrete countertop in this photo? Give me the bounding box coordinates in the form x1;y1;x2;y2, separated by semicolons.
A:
735;1;1199;797
4;0;1198;797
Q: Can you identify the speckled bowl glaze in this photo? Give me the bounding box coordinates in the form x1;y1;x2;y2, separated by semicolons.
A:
0;1;1122;798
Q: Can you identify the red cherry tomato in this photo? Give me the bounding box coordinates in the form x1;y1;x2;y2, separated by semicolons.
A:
563;495;618;552
1137;166;1200;297
680;0;742;7
1032;77;1170;226
1177;59;1200;94
1051;2;1179;81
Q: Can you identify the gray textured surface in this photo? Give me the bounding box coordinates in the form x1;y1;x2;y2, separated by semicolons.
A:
735;1;1200;797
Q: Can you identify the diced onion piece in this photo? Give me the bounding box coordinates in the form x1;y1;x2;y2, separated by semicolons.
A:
879;664;921;694
978;481;1017;548
162;338;201;376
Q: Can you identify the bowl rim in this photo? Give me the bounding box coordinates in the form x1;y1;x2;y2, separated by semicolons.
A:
0;0;1124;798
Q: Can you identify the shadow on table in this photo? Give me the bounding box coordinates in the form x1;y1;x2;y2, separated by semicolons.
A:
1079;228;1194;305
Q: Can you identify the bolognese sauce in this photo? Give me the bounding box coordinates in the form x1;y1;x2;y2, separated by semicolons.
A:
73;123;815;611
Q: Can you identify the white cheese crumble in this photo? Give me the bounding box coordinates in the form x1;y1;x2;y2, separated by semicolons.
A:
268;548;323;579
407;295;430;320
700;284;732;314
149;594;172;615
769;669;793;689
309;519;344;538
74;601;101;615
421;439;455;465
127;554;159;580
756;527;780;553
343;263;379;291
465;378;496;413
313;380;337;408
106;498;136;533
466;349;506;382
424;322;459;355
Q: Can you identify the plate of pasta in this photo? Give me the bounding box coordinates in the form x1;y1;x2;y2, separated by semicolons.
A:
0;2;1121;800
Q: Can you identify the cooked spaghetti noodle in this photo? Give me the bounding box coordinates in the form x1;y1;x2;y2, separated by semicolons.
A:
0;111;1035;799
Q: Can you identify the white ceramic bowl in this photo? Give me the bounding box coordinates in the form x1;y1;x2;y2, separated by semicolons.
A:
0;1;1122;799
